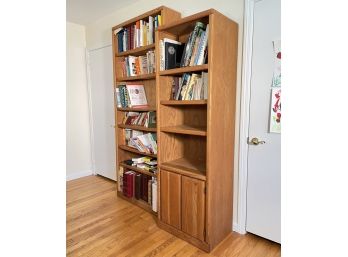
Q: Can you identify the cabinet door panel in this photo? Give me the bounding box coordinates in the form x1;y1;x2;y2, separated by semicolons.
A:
182;176;205;241
160;170;181;229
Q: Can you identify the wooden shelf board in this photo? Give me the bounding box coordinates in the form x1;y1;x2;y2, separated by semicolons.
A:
117;191;157;215
161;125;207;136
157;9;215;32
159;64;208;76
119;162;157;178
117;106;156;112
116;43;155;57
117;73;155;82
160;100;207;105
118;124;157;132
160;158;206;181
112;6;169;30
119;145;157;158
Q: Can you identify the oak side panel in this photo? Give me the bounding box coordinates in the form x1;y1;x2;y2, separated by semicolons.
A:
182;176;206;241
206;12;238;248
160;170;181;229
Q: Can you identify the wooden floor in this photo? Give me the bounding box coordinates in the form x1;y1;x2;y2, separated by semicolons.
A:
67;175;280;257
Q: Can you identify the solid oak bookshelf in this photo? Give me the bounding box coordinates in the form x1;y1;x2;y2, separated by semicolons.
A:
112;7;238;253
156;9;238;252
112;6;181;218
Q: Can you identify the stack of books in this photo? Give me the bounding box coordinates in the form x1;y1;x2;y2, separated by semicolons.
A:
123;111;156;128
119;50;156;77
124;156;157;174
121;170;157;212
171;72;208;100
115;14;162;53
115;84;148;108
159;21;209;70
125;131;157;154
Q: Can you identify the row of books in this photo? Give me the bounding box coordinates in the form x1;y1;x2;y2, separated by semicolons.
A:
115;15;162;53
125;130;157;154
120;51;156;77
119;167;157;212
115;84;148;108
159;21;209;70
123;156;157;174
171;72;208;100
122;111;156;128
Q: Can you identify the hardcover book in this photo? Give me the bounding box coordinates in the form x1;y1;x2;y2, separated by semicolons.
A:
126;84;148;108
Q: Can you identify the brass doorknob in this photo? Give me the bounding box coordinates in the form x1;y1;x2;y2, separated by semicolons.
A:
249;137;266;145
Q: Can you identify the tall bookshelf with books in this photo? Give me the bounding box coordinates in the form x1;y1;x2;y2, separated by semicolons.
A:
112;7;181;215
156;9;238;252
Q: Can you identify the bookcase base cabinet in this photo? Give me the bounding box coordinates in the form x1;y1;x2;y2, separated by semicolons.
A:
160;169;208;251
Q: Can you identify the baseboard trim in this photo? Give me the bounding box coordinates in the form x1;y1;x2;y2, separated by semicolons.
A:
66;170;93;181
233;222;247;234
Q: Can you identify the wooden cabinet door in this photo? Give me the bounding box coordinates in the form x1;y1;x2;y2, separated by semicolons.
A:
160;170;181;229
182;176;205;241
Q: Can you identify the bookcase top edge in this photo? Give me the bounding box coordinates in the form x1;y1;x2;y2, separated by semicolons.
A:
111;6;174;30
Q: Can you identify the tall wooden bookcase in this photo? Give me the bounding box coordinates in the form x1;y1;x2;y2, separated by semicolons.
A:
112;7;238;253
156;9;238;252
111;7;181;213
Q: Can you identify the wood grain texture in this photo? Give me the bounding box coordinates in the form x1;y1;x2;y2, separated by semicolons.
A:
205;11;239;249
182;176;206;241
113;6;181;215
67;175;281;257
160;170;181;230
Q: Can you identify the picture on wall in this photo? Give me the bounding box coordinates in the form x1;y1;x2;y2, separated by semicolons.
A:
269;88;281;133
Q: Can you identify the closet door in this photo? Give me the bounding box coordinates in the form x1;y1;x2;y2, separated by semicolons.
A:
160;170;181;229
182;176;205;241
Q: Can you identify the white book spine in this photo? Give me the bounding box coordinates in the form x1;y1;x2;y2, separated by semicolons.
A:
159;40;164;71
152;180;157;212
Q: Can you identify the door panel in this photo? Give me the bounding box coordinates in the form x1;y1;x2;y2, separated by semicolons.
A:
160;170;181;229
246;0;281;243
182;176;205;241
88;46;116;180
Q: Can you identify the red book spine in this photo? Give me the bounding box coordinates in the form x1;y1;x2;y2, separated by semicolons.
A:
130;25;134;50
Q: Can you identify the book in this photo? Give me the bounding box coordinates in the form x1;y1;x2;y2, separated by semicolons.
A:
147;111;156;128
152;179;157;212
141;175;149;202
126;84;148;108
196;24;209;65
135;173;141;200
115;87;121;107
164;40;184;69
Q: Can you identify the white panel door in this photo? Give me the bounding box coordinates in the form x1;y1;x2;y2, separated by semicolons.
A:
88;46;116;181
246;0;281;243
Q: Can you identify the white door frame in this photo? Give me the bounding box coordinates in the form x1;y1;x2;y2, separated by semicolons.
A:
236;0;257;234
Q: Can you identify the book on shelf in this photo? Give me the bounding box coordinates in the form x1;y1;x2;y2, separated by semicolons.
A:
135;173;141;200
115;14;162;53
119;167;157;210
120;50;155;77
127;131;157;155
124;156;158;173
172;72;208;100
152;178;157;212
122;111;156;128
116;84;148;108
126;84;148;108
159;38;184;70
123;171;135;198
179;22;209;67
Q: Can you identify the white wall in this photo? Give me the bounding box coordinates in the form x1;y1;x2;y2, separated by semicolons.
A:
66;22;93;180
85;0;244;229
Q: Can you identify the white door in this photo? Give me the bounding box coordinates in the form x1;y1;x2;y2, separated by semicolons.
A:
246;0;281;243
88;46;116;181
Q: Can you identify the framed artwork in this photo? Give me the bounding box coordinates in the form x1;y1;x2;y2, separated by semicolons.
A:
269;88;281;133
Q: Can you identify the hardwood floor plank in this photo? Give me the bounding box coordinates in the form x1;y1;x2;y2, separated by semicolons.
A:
67;175;280;257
